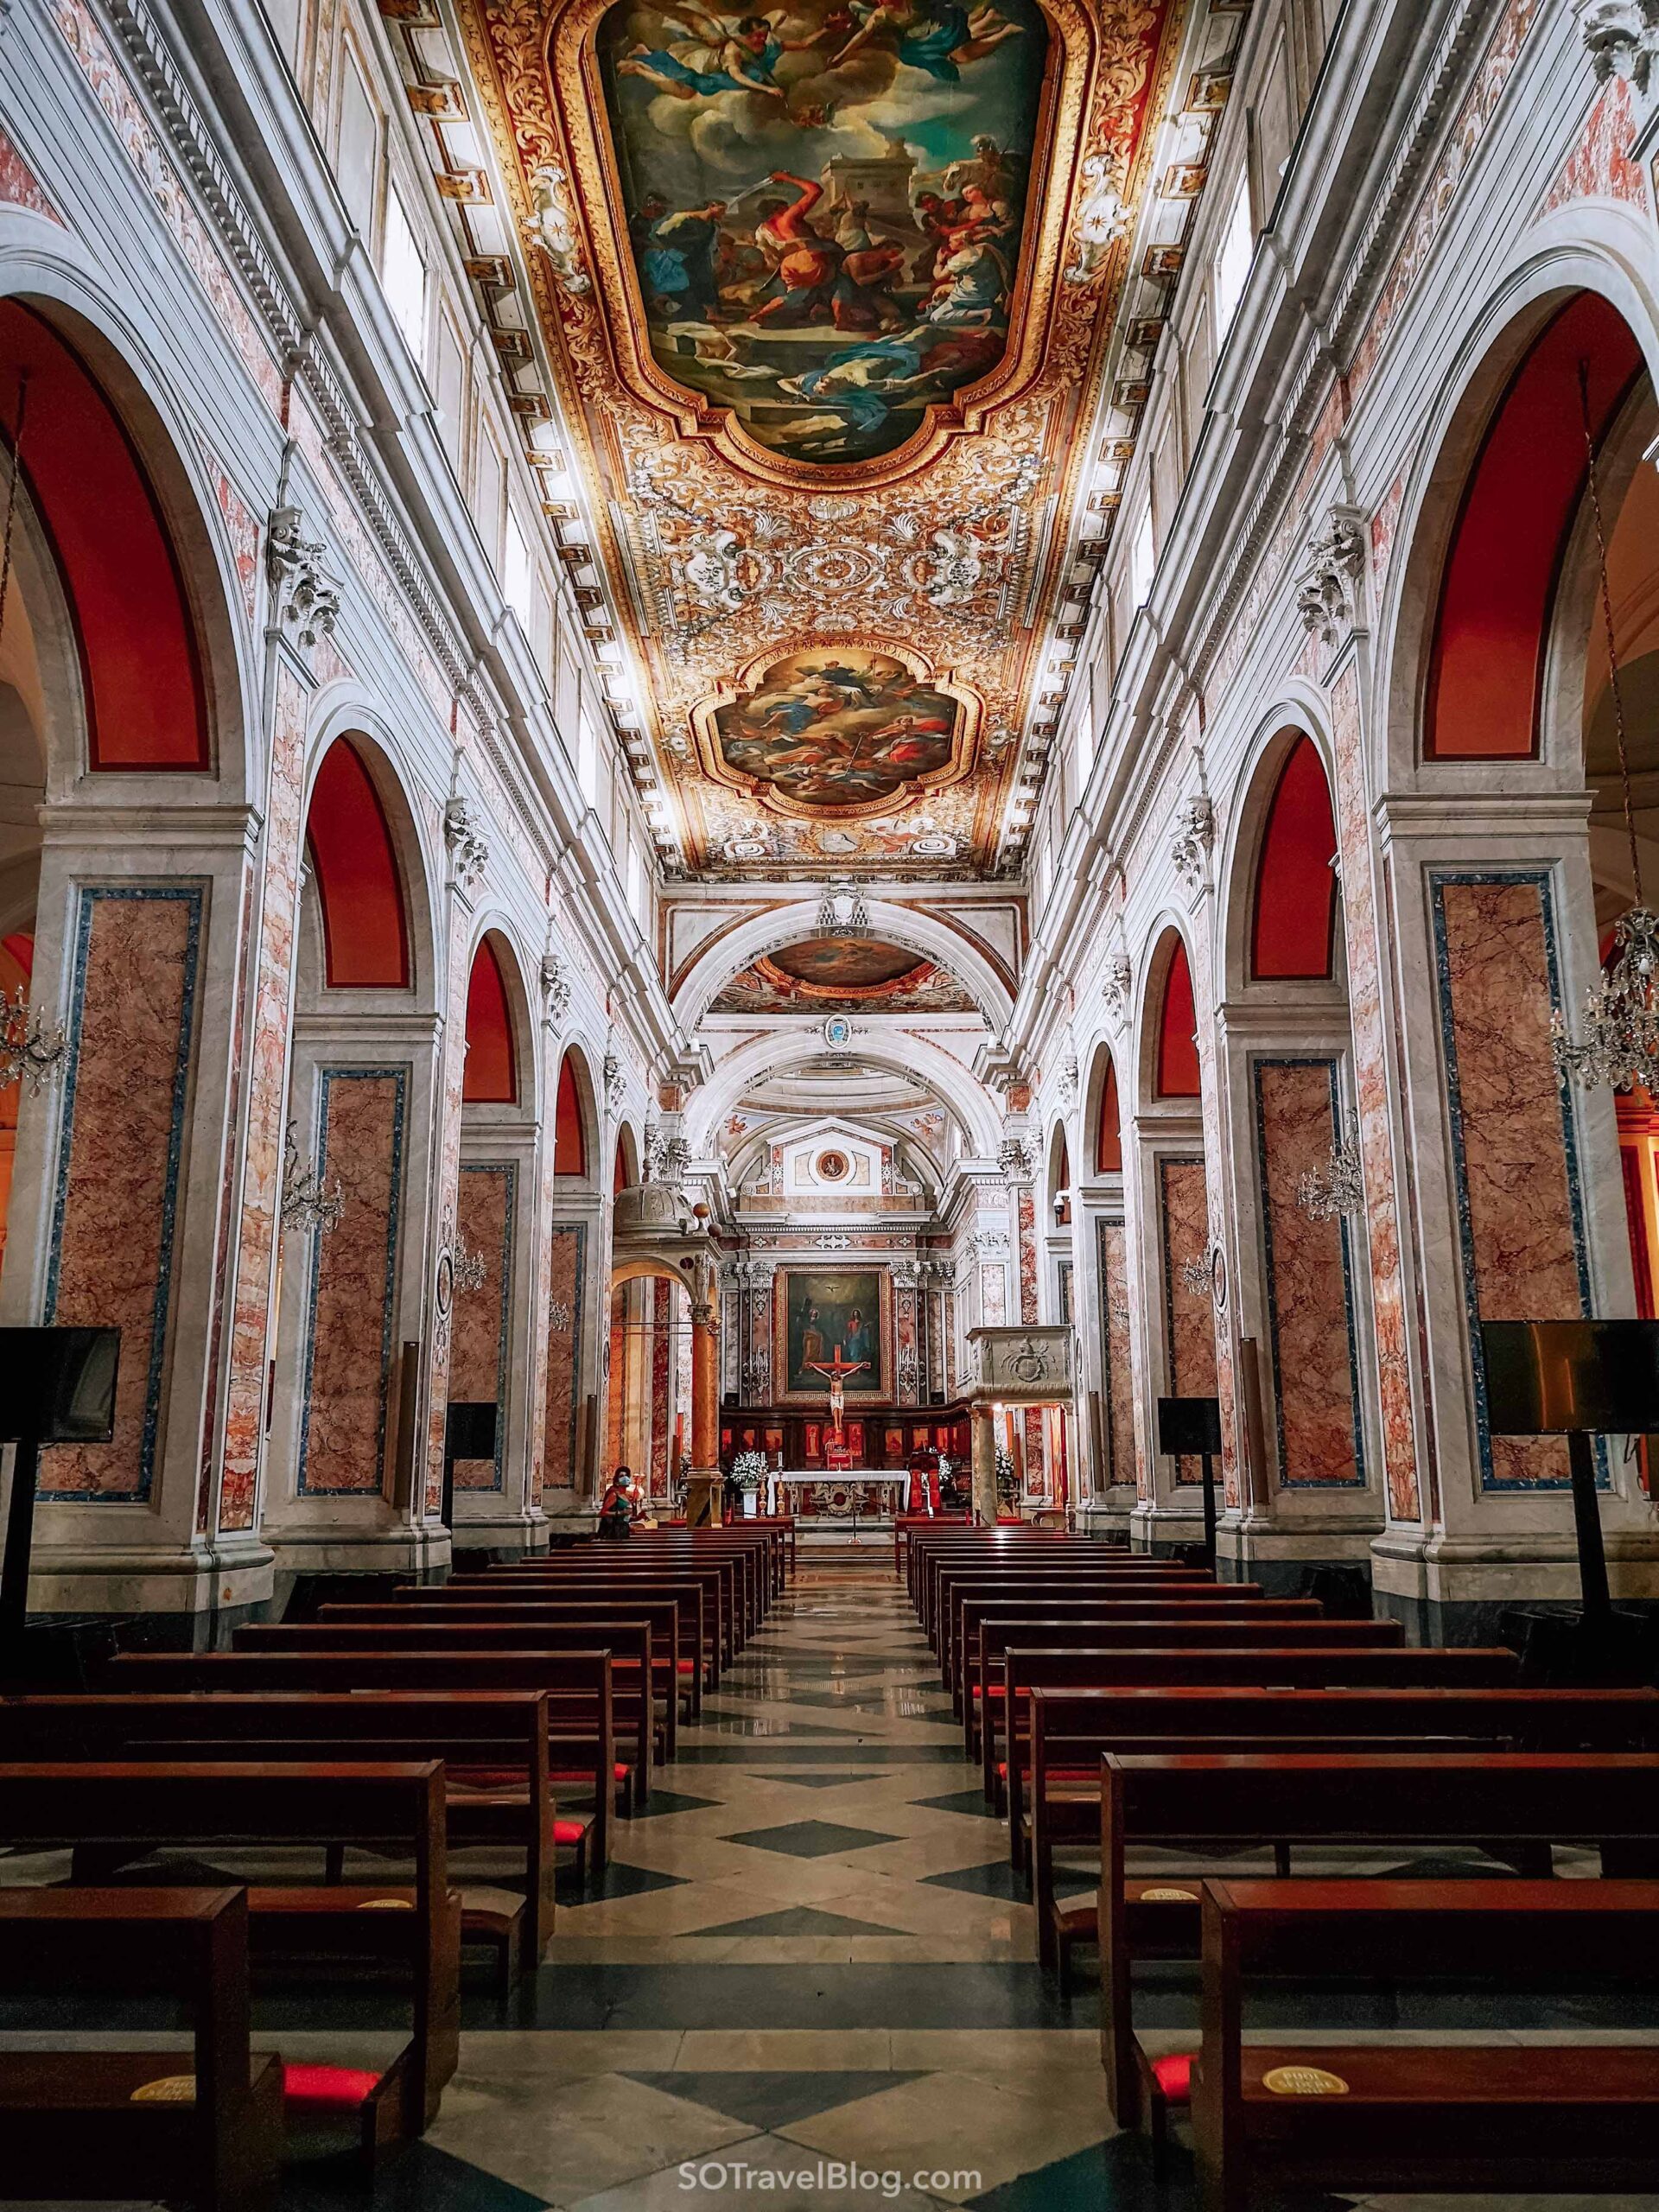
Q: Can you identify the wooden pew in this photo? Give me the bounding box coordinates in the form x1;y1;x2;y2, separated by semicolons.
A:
904;1526;1073;1606
503;1535;767;1641
447;1571;719;1685
938;1578;1268;1694
235;1619;663;1786
1003;1644;1520;1863
1191;1880;1659;2210
0;1887;283;2212
926;1557;1207;1655
970;1614;1402;1769
0;1762;457;2140
99;1649;616;1872
1096;1751;1659;2133
0;1690;557;1963
957;1597;1344;1730
370;1593;699;1718
1026;1684;1659;1973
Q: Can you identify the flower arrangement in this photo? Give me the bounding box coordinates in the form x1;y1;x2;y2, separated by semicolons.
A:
730;1449;768;1492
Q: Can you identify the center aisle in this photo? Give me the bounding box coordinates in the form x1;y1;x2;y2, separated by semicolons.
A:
419;1548;1121;2211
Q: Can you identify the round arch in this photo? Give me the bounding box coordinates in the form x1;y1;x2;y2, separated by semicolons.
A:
1079;1038;1123;1176
0;253;257;801
552;1042;601;1182
1135;923;1202;1110
462;925;540;1112
613;1122;640;1194
684;1027;1003;1158
1217;716;1346;998
677;898;1014;1029
299;700;442;1008
1376;232;1659;789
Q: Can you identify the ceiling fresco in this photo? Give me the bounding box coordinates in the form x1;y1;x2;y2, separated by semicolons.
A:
599;0;1049;465
708;932;982;1009
456;0;1188;876
700;645;970;817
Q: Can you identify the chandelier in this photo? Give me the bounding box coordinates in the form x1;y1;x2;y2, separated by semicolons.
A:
452;1231;487;1295
1297;1128;1365;1223
0;982;67;1095
280;1119;344;1237
1553;365;1656;1094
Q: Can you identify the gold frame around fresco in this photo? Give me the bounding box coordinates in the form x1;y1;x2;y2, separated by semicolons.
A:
689;638;982;823
772;1266;894;1404
545;0;1096;493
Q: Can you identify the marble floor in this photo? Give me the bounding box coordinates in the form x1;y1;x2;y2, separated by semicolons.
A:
7;1548;1659;2212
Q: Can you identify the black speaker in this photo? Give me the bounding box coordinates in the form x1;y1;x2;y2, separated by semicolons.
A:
722;1390;738;1409
445;1400;499;1462
1156;1395;1222;1458
0;1326;120;1443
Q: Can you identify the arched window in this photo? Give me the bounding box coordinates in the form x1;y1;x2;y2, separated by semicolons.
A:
462;938;518;1103
1251;735;1338;979
1155;938;1201;1098
305;741;410;987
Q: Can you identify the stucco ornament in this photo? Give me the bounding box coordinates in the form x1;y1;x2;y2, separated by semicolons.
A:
1577;0;1659;95
267;504;340;647
443;798;490;894
1295;512;1368;650
1170;794;1215;895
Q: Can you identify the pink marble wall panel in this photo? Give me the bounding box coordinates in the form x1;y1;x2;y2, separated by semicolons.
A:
1097;1218;1140;1498
298;1068;405;1496
674;1281;692;1496
1539;73;1643;216
449;1162;512;1490
1158;1156;1216;1487
194;868;252;1537
42;889;201;1500
0;124;62;220
541;1223;585;1489
896;1284;918;1407
218;659;306;1533
1255;1061;1364;1486
650;1274;671;1490
424;926;472;1516
943;1288;956;1395
1330;666;1422;1521
981;1263;1007;1325
1016;1187;1046;1493
1433;874;1586;1487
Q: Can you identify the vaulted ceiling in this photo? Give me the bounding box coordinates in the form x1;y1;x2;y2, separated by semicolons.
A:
443;0;1234;879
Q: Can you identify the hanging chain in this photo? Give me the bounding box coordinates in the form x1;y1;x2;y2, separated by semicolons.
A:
1580;361;1643;907
0;374;29;650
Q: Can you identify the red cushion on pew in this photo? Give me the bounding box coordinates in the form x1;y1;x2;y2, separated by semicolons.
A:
283;2063;382;2111
449;1768;524;1789
553;1819;588;1846
969;1685;1006;1699
1148;2054;1193;2103
677;1661;696;1674
548;1765;632;1784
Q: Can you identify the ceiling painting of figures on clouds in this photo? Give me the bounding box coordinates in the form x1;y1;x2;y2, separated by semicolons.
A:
454;0;1211;876
598;0;1050;465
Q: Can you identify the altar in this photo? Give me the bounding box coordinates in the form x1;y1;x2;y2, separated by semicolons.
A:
766;1470;910;1522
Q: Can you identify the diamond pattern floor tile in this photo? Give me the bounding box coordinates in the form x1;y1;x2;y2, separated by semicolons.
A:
621;2068;926;2131
721;1819;903;1859
690;1905;910;1939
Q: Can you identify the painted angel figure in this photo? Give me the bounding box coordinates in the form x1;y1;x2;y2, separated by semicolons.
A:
830;0;1021;81
619;4;823;102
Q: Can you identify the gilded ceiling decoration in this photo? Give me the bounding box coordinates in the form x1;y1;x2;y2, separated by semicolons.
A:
456;0;1186;875
709;933;982;1008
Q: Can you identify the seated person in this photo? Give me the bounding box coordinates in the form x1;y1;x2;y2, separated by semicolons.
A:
598;1465;644;1539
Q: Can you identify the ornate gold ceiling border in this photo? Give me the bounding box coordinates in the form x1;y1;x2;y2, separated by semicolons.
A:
453;0;1192;878
689;638;982;823
547;0;1091;491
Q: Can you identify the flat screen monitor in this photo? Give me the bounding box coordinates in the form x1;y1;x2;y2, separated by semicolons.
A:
0;1327;119;1444
1157;1395;1223;1458
445;1400;499;1462
1480;1319;1659;1436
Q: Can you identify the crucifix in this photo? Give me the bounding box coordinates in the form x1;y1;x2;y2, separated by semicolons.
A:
803;1344;869;1442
